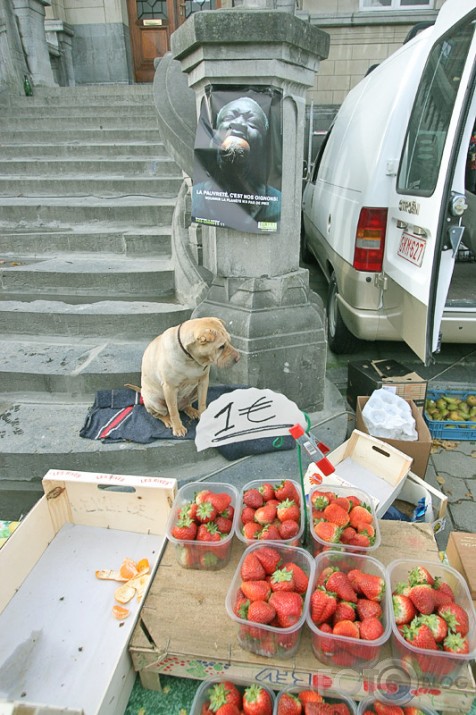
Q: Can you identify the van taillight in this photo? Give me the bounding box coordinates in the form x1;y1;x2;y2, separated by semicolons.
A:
353;207;387;272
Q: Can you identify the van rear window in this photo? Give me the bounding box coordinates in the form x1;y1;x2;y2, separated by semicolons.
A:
397;13;475;196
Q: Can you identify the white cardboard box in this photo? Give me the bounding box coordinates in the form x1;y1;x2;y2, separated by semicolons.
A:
304;429;413;516
0;470;176;715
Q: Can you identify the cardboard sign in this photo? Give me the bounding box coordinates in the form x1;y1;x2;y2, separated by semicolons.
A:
195;388;306;452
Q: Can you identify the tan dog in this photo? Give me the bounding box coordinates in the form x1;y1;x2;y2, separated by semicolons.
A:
140;317;240;437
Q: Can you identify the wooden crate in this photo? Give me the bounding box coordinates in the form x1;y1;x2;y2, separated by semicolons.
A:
0;469;176;715
130;521;475;713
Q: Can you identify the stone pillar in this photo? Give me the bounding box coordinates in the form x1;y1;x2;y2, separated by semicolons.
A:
171;9;330;412
45;19;75;86
12;0;56;86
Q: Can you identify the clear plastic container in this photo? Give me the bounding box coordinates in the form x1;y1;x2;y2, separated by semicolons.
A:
165;481;239;570
387;558;476;681
236;478;305;546
309;484;381;556
225;542;315;659
190;677;276;715
306;550;391;668
274;687;357;715
357;696;438;715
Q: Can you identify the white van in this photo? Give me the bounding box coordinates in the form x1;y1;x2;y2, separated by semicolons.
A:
302;0;476;364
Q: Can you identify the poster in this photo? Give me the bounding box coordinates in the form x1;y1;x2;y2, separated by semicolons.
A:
192;85;283;234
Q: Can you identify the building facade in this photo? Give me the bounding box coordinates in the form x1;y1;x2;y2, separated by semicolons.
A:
1;0;444;102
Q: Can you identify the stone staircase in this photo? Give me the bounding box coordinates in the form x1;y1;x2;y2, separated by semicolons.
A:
0;84;226;516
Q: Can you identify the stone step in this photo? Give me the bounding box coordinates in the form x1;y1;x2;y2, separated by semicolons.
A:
0;196;176;227
0;255;176;302
0;106;158;118
0;115;161;130
0;300;191;338
0;175;183;197
0;227;172;257
0;128;164;143
0;157;178;176
6;85;155;104
0;142;169;159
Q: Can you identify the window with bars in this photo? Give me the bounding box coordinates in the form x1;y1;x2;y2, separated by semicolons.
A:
360;0;433;10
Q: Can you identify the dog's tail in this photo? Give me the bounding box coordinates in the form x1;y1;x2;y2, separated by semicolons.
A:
124;383;141;393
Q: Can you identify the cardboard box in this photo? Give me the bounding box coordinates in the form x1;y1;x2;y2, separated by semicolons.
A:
129;522;476;713
347;359;427;412
0;705;83;715
397;471;447;523
0;469;176;715
355;396;432;478
303;429;413;517
446;531;476;600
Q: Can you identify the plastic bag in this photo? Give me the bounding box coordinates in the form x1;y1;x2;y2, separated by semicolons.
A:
361;388;418;441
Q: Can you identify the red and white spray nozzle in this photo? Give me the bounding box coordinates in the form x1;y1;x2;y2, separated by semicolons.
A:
289;423;335;476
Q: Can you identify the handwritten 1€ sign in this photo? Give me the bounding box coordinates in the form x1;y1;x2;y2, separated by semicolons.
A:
195;387;306;452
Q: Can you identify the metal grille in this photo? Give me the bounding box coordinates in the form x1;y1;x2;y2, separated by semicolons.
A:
182;0;218;19
137;0;168;19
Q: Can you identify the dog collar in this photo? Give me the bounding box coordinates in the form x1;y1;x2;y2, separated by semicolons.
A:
177;322;207;369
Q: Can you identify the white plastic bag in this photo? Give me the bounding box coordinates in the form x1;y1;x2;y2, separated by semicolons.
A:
361;388;418;441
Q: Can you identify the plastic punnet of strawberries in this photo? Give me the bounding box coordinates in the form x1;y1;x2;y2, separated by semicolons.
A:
391;564;472;676
309;561;387;667
239;479;303;543
199;680;273;715
362;701;431;715
310;488;379;554
170;488;235;569
230;544;311;658
277;688;353;715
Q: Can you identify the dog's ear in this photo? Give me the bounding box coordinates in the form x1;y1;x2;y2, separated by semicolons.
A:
198;328;220;345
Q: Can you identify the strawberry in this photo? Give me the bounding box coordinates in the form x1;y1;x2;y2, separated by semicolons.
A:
310;588;337;625
269;590;304;628
335;496;351;512
215;705;241;715
357;573;385;602
243;488;264;509
196;500;218;523
277;692;303;715
177;544;195;568
275;479;301;505
314;521;343;543
316;566;338;586
347;494;361;508
408;584;435;615
247;599;276;624
201;702;215;715
333;600;357;623
277;499;300;523
208;681;242;712
270;567;296;592
282;561;309;594
242;522;262;540
311;491;332;510
240;579;272;602
443;632;469;655
326;570;358;603
392;594;416;625
402;622;438;650
243;684;273;715
393;581;411;597
355;522;375;538
297;690;323;704
254;503;277;525
259;482;275;501
207;491;232;514
360;616;384;640
432;579;455;607
437;602;469;636
332;705;352;715
349;505;373;527
215;515;233;534
417;613;448;642
200;551;220;569
253;545;282;574
332;619;360;638
220;505;235;520
171;515;197;541
323;502;350;527
180;501;198;522
357;598;382;621
242;506;257;525
259;523;282;540
233;591;250;618
196;522;222;543
195;489;212;504
340;526;357;544
374;703;404;715
241;552;267;581
409;565;435;586
402;709;425;715
278;520;300;540
348;533;372;548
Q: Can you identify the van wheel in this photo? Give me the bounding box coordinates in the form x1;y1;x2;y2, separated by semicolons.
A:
326;273;359;354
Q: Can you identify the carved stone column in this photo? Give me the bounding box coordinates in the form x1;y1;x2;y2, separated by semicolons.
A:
12;0;56;86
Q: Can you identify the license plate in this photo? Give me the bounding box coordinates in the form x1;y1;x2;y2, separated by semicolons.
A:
397;231;426;267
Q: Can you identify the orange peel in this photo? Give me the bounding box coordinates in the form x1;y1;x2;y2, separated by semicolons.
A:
112;605;130;620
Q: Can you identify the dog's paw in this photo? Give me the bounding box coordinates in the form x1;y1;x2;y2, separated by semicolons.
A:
172;424;188;438
183;406;200;421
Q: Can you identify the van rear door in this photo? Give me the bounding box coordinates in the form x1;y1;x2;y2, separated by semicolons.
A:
382;4;476;363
